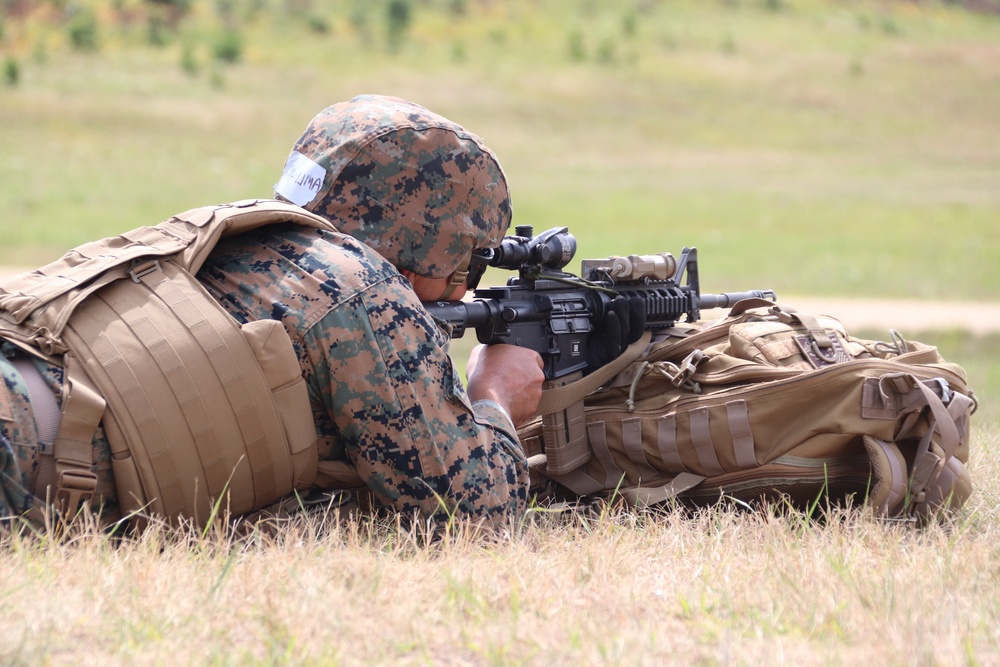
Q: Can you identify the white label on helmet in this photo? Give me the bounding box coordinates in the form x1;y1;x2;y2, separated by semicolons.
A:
274;151;327;206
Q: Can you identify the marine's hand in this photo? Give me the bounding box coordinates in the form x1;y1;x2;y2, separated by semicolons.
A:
466;344;545;427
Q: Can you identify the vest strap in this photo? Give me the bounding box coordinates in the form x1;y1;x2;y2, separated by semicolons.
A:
51;354;105;517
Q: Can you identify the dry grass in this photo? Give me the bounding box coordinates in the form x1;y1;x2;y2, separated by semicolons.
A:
3;425;998;666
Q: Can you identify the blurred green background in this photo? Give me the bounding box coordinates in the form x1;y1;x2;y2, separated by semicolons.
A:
1;0;998;418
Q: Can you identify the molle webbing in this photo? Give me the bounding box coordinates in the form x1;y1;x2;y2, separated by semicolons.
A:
0;199;336;524
64;262;306;521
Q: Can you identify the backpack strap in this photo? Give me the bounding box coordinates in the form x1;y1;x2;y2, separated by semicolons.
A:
618;472;706;507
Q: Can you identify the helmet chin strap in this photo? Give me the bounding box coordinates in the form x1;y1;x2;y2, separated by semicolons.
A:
438;264;469;301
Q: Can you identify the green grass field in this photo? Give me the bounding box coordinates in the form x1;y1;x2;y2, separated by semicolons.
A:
3;0;998;297
2;1;1000;664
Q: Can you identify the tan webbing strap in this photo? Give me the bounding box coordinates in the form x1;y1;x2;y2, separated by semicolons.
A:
888;376;961;502
0;367;12;429
656;413;685;475
862;376;940;420
536;330;652;415
548;468;608;497
438;263;469;301
725;400;758;469
536;419;624;496
689;406;725;476
587;421;626;489
51;355;104;516
621;417;659;483
782;311;826;335
867;373;967;516
619;472;706;508
528;448;607;496
947;391;974;440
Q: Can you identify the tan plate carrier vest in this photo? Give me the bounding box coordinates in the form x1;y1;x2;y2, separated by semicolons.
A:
0;199;337;526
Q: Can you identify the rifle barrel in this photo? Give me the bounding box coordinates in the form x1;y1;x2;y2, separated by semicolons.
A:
698;290;776;310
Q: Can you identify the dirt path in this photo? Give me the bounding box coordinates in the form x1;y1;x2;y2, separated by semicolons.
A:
707;297;1000;336
2;266;998;334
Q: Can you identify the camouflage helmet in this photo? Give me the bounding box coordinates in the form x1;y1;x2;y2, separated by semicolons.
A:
274;94;512;278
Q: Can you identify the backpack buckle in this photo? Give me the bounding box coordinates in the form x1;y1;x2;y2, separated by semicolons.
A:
931;377;953;405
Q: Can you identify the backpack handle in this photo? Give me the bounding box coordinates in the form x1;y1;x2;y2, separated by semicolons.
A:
727;297;791;317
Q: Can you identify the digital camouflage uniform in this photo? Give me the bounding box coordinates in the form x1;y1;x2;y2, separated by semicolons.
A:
198;225;527;521
0;94;529;526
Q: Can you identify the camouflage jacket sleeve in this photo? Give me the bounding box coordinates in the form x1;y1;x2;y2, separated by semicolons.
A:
197;225;529;523
300;276;529;522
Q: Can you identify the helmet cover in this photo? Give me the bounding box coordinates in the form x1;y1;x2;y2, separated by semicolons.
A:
275;94;512;278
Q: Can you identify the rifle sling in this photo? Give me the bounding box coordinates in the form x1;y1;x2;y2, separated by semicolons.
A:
536;330;652;416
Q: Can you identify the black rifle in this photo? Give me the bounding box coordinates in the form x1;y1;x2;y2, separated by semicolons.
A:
423;225;775;381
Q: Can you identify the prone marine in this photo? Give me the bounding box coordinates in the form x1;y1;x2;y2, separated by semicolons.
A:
0;94;547;530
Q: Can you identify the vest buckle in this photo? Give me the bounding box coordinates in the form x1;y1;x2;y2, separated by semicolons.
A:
55;468;98;517
129;259;162;283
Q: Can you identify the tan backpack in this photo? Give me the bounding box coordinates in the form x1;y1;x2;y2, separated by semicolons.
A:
518;299;975;521
0;199;336;526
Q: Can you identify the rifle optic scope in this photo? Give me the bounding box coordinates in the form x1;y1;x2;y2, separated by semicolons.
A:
483;226;577;272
